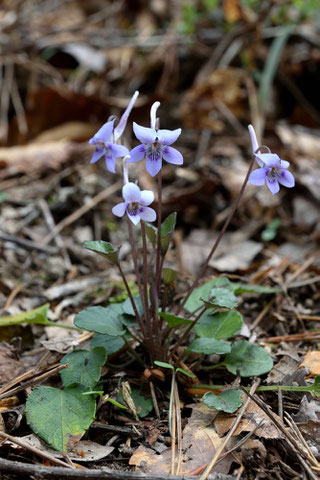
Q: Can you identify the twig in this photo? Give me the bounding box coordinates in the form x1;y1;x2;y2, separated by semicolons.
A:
149;381;160;419
41;181;122;245
0;230;58;254
39;198;72;269
0;457;236;480
200;379;261;480
0;431;72;469
0;363;68;400
174;381;182;476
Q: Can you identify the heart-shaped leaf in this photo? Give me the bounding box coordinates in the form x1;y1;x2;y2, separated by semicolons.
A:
26;386;96;452
84;241;119;265
224;340;273;377
91;333;125;356
195;310;243;340
159;312;193;328
74;306;125;336
60;347;107;389
188;337;231;355
203;389;243;413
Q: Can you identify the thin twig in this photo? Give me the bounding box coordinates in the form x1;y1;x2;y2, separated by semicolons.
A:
178;155;256;315
200;379;261;480
0;431;72;469
41;181;122;245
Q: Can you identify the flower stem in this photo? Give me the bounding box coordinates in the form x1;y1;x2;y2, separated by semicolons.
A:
177;155;256;314
127;217;144;308
117;262;145;336
140;221;153;347
155;172;162;297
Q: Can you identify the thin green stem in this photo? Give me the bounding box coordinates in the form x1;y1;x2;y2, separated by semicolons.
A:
192;383;317;395
177;155;256;315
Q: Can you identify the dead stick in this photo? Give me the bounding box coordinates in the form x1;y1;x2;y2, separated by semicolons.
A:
0;431;72;469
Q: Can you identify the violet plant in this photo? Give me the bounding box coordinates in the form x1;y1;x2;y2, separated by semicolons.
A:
26;93;312;453
78;96;296;369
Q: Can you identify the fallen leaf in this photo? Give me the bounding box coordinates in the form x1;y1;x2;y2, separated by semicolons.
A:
215;400;282;439
129;403;233;474
300;351;320;376
0;343;25;387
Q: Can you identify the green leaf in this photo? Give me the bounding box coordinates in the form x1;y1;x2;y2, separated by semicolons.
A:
188;337;231;355
203;287;238;309
91;333;125;355
60;347;107;389
159;312;193;328
184;277;231;313
224;340;273;377
83;241;119;265
195;310;243;340
74;306;125;336
261;218;281;241
160;213;177;254
203;389;243;413
122;296;144;318
145;223;157;246
309;376;320;397
106;398;128;409
176;367;195;379
230;283;280;295
26;386;96;452
0;303;77;330
162;268;177;285
154;361;174;371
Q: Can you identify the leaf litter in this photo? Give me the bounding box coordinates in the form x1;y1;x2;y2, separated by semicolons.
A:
0;1;320;479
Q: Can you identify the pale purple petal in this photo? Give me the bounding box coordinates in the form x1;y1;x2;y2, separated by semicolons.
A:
279;159;290;169
112;202;128;217
90;145;104;164
249;168;268;186
105;151;116;173
114;91;139;141
140;190;154;206
127;211;141;225
133;122;156;144
122;182;141;203
92;119;115;143
108;143;129;158
157;128;181;146
150;102;160;130
162;146;183;165
146;154;162;177
277;169;295;188
139;206;156;222
248;125;259;154
255;153;280;168
266;176;280;195
128;145;146;163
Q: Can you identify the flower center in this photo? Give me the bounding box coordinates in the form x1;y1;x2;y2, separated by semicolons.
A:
128;202;140;215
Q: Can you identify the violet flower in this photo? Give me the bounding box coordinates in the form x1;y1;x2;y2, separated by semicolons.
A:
248;125;295;195
112;182;156;225
128;102;183;177
89;91;139;173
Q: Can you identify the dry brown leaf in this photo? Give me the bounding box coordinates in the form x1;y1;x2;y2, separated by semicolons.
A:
215;400;282;439
0;396;19;414
0;343;25;387
300;351;320;376
223;0;242;23
129;403;233;475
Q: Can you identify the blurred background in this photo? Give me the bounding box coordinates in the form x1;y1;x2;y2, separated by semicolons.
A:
0;0;319;317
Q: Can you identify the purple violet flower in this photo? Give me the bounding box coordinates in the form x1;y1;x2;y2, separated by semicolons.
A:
112;182;156;225
248;125;295;195
89;91;139;173
128;102;183;177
